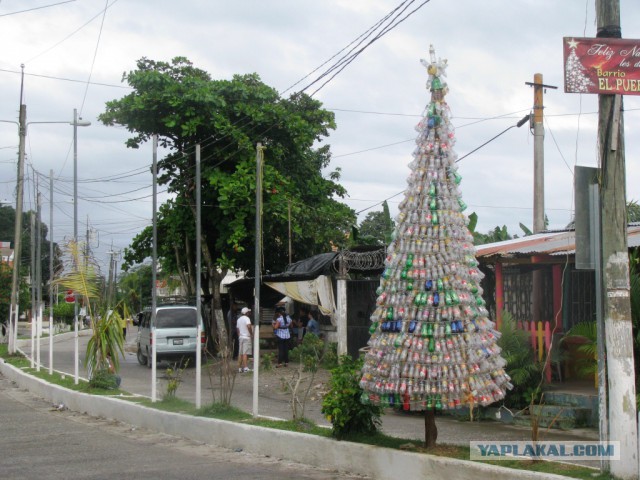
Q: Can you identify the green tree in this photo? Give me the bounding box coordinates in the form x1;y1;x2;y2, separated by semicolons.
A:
628;200;640;223
357;201;395;246
117;263;153;313
100;57;355;345
0;204;62;306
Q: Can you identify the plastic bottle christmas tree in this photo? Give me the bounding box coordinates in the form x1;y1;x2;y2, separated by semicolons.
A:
360;46;512;417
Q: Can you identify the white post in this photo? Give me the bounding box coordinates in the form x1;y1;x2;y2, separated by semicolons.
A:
252;143;263;417
49;169;54;375
36;190;42;371
151;134;158;402
195;144;202;409
73;108;79;384
30;213;35;368
336;254;348;357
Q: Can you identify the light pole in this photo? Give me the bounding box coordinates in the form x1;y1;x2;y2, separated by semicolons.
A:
71;108;91;384
2;110;90;362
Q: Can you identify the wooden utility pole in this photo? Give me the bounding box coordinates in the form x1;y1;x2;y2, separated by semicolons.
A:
596;1;638;478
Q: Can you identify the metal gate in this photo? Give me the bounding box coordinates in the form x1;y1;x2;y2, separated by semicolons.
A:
346;279;378;357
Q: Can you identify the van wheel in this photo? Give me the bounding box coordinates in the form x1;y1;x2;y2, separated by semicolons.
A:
146;348;153;368
137;346;147;366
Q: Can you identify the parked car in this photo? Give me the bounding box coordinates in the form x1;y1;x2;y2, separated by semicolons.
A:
136;305;204;368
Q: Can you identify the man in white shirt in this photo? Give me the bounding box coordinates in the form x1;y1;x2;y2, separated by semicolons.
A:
236;307;253;373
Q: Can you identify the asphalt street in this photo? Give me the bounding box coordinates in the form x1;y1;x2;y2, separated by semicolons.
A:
0;374;368;480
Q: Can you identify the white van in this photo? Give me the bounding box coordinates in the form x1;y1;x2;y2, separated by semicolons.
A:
136;305;204;367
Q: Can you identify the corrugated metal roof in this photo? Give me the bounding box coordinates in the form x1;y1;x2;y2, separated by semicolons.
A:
475;225;640;258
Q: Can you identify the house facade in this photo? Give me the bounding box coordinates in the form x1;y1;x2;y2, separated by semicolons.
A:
475;224;640;380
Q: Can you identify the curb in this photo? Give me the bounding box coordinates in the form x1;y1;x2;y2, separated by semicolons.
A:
0;358;570;480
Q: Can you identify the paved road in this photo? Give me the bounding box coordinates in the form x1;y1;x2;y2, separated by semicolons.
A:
0;374;367;480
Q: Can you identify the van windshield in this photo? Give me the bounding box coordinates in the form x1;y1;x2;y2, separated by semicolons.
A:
156;309;197;329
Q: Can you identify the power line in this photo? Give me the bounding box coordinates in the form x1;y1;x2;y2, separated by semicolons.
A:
0;0;75;17
0;68;131;89
26;0;121;65
79;0;110;115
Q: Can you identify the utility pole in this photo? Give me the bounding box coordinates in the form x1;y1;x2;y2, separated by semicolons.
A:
252;142;264;418
8;98;26;354
525;74;556;324
596;1;638;478
107;242;115;306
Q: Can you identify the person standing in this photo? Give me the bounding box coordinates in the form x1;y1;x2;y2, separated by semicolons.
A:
306;310;320;337
236;307;253;373
272;307;290;367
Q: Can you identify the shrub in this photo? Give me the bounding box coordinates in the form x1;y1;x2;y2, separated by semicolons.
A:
498;312;543;409
88;369;120;390
321;354;382;439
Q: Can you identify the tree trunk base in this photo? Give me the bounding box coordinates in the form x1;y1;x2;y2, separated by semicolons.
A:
424;408;437;448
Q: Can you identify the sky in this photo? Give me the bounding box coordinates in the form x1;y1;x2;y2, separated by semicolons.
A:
1;0;639;275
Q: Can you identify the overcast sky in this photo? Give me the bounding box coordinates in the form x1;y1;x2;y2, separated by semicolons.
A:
1;0;639;274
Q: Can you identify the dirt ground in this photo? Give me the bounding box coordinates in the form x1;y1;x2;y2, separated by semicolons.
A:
202;347;334;424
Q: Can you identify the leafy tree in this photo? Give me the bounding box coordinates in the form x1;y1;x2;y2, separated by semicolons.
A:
0;204;62;307
117;263;153;313
0;262;30;324
356;201;395;246
473;225;512;246
628;200;640;223
100;57;355;346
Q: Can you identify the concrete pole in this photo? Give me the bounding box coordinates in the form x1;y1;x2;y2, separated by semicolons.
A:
531;73;545;325
252;143;263;418
596;2;638;478
9;103;26;354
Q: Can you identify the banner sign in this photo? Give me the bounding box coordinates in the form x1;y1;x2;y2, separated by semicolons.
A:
563;37;640;95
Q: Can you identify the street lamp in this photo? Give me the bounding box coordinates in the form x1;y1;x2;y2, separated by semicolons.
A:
71;108;91;384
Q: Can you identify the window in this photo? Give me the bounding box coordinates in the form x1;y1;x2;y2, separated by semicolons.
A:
156;309;197;329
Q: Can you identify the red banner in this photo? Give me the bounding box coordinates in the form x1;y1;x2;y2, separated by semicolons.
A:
563;37;640;95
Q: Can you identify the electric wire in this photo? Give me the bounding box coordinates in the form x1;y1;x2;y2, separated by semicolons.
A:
79;0;110;116
0;0;75;17
304;0;432;97
26;0;121;65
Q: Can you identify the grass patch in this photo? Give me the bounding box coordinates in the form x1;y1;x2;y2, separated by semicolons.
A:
249;417;331;437
197;402;252;422
137;396;198;415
